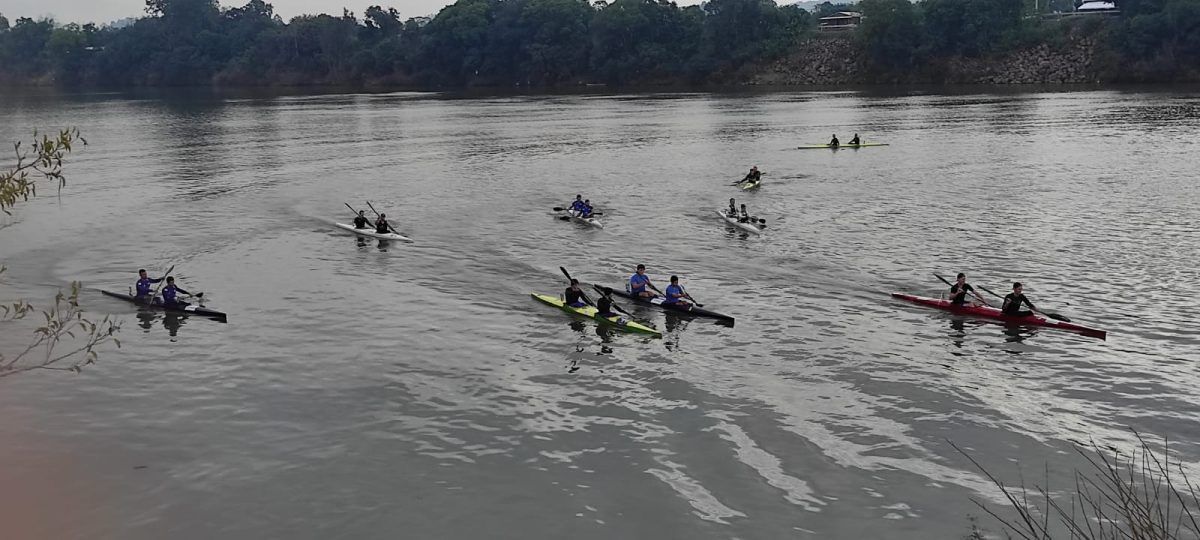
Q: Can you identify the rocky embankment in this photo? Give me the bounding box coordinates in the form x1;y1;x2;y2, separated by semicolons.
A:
751;34;1100;85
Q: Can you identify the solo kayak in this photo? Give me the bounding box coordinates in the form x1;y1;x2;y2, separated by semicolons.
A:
797;143;889;150
891;293;1106;340
593;285;735;324
101;290;228;321
560;210;603;229
531;293;660;336
334;222;412;242
717;209;764;235
740;180;761;191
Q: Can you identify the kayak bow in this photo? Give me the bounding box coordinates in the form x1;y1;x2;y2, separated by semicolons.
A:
891;293;1105;340
532;293;661;336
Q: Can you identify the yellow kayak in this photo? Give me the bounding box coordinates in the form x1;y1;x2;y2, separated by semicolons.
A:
531;293;662;337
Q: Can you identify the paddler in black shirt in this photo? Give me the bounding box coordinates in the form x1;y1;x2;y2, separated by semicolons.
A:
849;133;861;146
829;134;840;148
353;210;370;229
740;166;761;185
1001;282;1038;317
375;214;391;234
949;273;988;306
565;279;587;308
595;294;617;318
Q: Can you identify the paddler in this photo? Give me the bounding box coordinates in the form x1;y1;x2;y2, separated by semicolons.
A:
595;291;617;318
948;273;988;306
581;199;594;219
662;276;691;308
569;195;584;215
1000;282;1038;317
829;134;840;148
353;210;370;229
565;279;588;308
160;276;193;307
740;166;761;186
849;133;861;146
738;204;751;223
629;264;658;298
375;213;391;234
727;198;738;217
134;269;163;301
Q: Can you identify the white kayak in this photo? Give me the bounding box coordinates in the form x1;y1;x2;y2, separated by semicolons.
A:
560;210;603;229
334;222;412;242
717;210;764;235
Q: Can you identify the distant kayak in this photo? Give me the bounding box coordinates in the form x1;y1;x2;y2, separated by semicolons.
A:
333;222;412;242
797;143;889;150
891;292;1106;340
740;180;761;191
531;293;660;336
101;290;228;321
717;209;763;235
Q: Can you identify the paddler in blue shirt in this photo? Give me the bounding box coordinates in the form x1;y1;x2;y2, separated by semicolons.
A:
569;195;584;215
160;276;193;307
580;199;594;219
662;276;691;308
629;264;659;298
135;269;163;301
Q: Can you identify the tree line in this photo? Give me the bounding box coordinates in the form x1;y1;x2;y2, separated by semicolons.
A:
1;0;1198;88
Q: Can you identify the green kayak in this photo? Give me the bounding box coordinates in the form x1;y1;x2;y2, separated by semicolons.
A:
531;293;662;337
797;142;889;149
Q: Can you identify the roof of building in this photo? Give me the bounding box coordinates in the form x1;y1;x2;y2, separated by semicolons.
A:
819;11;863;21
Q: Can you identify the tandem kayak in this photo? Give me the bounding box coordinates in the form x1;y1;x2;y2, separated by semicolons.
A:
531;293;660;336
560;210;603;229
334;222;412;242
717;209;764;235
797;143;889;150
891;293;1106;340
101;290;228;321
593;285;735;324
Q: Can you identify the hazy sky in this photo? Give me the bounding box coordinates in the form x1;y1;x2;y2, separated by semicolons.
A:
2;0;708;25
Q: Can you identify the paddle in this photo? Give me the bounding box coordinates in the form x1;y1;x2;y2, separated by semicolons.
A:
365;200;402;236
679;285;705;308
591;285;637;318
933;272;989;306
146;265;175;306
977;284;1072;322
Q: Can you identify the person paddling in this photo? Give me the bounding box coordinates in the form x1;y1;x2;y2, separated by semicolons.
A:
740;166;761;186
727;198;738;217
375;213;391;234
595;291;617;317
581;199;594;219
160;276;193;307
849;133;861;146
564;279;588;308
353;210;370;229
134;269;164;301
829;134;840;148
629;264;658;298
569;195;585;215
662;276;691;308
738;204;752;223
948;273;988;306
1001;282;1039;317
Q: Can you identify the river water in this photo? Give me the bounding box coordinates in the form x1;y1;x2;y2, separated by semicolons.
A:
1;87;1198;539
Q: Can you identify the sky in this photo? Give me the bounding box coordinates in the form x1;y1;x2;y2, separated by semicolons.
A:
1;0;709;25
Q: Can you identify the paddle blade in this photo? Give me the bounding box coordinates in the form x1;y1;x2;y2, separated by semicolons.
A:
1044;312;1072;323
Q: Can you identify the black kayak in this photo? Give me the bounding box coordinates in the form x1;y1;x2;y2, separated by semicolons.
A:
593;285;735;324
101;290;228;321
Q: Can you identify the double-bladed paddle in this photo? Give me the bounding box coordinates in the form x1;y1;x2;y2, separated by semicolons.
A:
559;267;643;320
679;285;705;308
344;202;370;226
365;200;402;236
976;283;1072;322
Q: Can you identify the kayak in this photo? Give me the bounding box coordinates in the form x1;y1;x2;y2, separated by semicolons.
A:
740;180;761;191
101;290;228;321
593;285;735;324
891;293;1106;340
334;222;412;242
560;210;603;229
717;209;764;235
531;293;661;337
797;143;889;150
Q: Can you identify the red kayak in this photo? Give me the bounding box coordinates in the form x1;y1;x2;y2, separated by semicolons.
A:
891;293;1107;340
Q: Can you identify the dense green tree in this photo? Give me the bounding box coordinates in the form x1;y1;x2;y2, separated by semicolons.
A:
921;0;1024;57
857;0;923;73
0;13;9;31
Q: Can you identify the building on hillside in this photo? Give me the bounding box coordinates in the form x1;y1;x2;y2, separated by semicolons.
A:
818;12;862;32
1075;1;1119;14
